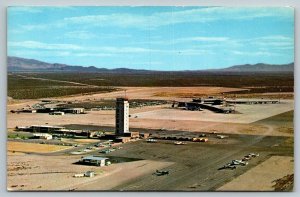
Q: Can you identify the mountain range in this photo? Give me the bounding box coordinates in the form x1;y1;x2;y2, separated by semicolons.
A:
7;56;294;73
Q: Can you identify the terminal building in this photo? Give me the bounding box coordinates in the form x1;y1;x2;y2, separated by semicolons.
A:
115;97;130;136
33;133;53;140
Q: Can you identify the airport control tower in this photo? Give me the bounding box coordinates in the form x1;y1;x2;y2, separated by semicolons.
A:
115;97;130;135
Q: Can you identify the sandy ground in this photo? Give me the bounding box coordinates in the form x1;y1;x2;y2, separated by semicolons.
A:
6;110;283;136
7;141;70;153
7;100;293;137
217;156;294;191
7;153;172;191
132;100;294;124
6;86;294;191
61;138;100;144
56;86;246;101
7;87;293;137
6;104;169;128
7;87;245;108
75;160;173;191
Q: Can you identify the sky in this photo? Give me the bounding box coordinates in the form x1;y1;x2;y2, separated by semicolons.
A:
7;6;294;71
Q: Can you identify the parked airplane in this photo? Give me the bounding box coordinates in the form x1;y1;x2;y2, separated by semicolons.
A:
174;141;187;145
218;163;236;170
217;135;229;139
231;160;248;166
155;170;170;176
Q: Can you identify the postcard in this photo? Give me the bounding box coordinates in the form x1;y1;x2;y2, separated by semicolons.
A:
7;6;294;191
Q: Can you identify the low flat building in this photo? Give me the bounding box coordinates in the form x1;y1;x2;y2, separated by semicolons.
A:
33;133;53;140
15;125;92;137
36;108;55;113
62;108;85;114
141;133;150;139
22;109;37;113
79;156;108;167
49;111;65;115
226;99;279;105
116;137;131;143
124;131;140;138
130;132;140;138
30;125;65;133
84;171;95;177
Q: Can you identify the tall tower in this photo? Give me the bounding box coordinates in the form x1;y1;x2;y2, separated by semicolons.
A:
115;97;129;135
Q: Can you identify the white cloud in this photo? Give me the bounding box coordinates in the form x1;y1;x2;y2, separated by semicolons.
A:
9;50;72;57
175;36;229;43
8;40;159;54
9;50;112;58
17;7;293;32
97;46;157;53
8;7;42;13
20;24;49;31
171;49;215;56
231;50;281;57
67;7;291;29
8;41;83;50
75;53;111;57
64;31;96;39
63;31;132;40
244;35;294;49
8;33;293;60
8;39;216;58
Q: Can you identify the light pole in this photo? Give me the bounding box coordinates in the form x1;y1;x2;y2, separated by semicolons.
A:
279;88;281;103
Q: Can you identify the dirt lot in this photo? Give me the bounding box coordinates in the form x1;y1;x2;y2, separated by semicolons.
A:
47;86;245;101
7;103;294;137
7;141;70;154
217;156;294;191
61;138;100;144
6;86;294;191
7;85;293;128
132;100;294;124
7;131;293;191
7;87;293;138
7;153;172;191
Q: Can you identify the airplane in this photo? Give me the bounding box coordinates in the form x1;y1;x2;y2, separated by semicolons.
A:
174;141;187;145
147;139;157;143
248;153;259;157
231;160;248;166
217;135;229;139
242;155;251;161
218;163;236;170
155;170;169;176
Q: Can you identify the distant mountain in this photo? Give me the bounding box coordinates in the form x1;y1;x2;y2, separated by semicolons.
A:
7;56;294;73
219;63;294;72
7;56;150;73
8;56;109;72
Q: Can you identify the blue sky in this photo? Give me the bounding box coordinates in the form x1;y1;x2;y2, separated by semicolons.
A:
7;6;294;70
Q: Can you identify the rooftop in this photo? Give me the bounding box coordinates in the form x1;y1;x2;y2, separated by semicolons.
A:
33;133;52;136
81;155;108;161
31;125;65;129
117;97;129;101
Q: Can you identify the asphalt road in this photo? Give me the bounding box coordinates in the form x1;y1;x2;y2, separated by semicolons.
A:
106;132;292;191
10;127;293;191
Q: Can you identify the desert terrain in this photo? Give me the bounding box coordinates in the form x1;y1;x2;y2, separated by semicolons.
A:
7;72;294;191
